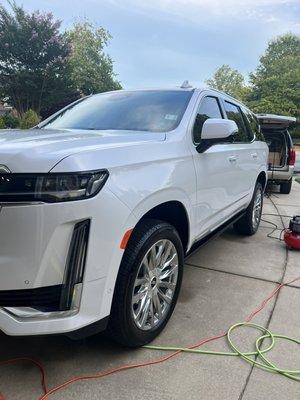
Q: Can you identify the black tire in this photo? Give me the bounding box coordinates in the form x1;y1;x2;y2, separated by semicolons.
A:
280;179;292;194
233;182;263;236
107;219;184;347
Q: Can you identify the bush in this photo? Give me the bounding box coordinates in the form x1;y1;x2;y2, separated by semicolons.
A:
0;116;5;129
3;112;20;128
20;109;40;129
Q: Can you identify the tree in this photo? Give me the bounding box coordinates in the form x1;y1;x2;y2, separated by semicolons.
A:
248;34;299;114
205;64;249;100
0;1;77;117
247;34;300;136
66;21;121;95
20;109;40;129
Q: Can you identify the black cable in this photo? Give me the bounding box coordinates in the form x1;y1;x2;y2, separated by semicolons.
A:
262;213;292;218
261;218;285;241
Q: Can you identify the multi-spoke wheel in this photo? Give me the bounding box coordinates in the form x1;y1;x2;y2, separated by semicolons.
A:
252;186;263;231
132;239;179;331
234;181;263;236
107;219;184;347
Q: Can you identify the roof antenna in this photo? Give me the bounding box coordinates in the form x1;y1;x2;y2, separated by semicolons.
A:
180;80;192;89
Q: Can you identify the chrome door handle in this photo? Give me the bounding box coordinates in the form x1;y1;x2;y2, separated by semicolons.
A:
228;155;237;163
251;152;258;159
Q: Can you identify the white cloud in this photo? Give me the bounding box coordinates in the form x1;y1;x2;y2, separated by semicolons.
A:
108;0;299;26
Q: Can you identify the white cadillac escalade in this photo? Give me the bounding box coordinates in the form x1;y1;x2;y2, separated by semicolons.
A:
0;85;268;346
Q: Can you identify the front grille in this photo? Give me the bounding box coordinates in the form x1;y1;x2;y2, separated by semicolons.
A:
0;285;62;310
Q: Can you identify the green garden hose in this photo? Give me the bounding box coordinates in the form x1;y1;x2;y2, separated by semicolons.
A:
144;322;300;382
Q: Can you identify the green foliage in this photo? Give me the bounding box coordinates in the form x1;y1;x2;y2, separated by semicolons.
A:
19;109;40;129
0;4;121;119
66;21;121;95
2;112;19;128
292;130;300;139
246;34;300;137
205;64;248;100
0;1;77;117
0;116;5;129
206;35;300;138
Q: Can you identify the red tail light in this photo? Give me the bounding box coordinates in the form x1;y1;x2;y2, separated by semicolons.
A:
288;148;296;166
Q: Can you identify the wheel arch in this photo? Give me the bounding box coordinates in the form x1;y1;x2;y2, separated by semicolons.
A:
257;171;267;191
135;200;190;254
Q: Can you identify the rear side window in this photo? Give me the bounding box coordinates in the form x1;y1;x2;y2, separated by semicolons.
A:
224;101;249;143
243;108;264;141
193;96;223;143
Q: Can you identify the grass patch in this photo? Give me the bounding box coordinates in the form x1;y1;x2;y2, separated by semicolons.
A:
295;176;300;184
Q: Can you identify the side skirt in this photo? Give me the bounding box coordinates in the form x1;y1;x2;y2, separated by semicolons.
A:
186;209;246;258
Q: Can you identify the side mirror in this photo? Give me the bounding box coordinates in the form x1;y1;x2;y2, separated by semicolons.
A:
197;118;238;153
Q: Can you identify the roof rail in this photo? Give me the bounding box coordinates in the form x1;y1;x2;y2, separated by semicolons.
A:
180;80;192;89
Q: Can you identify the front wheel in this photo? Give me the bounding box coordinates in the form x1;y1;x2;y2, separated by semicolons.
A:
107;219;184;347
233;182;263;236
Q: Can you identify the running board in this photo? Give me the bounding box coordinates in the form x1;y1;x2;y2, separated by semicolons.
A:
186;209;246;258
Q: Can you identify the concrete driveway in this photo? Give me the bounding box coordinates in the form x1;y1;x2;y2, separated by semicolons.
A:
1;182;299;400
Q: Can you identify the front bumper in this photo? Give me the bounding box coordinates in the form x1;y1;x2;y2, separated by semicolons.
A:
0;188;136;336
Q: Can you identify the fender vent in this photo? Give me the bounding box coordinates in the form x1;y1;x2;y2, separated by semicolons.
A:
59;219;90;310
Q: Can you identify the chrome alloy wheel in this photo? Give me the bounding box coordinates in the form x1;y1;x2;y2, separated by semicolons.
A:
252;187;262;229
131;239;179;331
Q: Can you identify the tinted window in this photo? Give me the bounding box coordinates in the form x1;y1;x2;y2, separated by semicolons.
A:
224;101;249;142
42;90;193;133
242;108;264;141
193;96;223;143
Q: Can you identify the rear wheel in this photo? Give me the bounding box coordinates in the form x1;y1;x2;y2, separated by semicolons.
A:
107;219;184;347
280;179;292;194
234;182;263;236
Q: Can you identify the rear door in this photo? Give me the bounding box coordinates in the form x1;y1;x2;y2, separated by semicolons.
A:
221;101;254;198
241;107;267;185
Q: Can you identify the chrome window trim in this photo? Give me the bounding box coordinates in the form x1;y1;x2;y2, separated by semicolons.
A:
0;165;11;173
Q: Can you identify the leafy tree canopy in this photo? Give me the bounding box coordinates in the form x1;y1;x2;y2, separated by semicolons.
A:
0;3;121;118
205;64;249;100
0;1;76;116
247;34;300;116
205;35;300;137
66;21;122;95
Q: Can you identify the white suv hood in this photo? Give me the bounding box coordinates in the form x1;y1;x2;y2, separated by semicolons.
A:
0;128;166;172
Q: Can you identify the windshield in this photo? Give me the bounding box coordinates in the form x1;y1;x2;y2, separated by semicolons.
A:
41;90;193;133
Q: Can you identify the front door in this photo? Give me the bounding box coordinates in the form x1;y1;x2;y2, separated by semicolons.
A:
191;95;240;240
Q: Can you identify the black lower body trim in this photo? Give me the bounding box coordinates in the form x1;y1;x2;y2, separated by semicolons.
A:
65;316;109;340
187;209;246;257
0;285;62;311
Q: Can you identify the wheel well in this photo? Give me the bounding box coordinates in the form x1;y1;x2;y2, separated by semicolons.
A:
139;201;189;253
257;172;267;190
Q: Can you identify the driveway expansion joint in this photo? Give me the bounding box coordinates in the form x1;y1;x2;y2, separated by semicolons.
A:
185;262;280;285
238;195;290;399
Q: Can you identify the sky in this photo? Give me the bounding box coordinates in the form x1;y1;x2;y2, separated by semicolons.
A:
10;0;300;88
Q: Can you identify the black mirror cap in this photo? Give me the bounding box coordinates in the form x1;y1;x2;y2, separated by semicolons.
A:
196;136;234;153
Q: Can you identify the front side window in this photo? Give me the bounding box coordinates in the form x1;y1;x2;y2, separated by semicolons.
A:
193;96;223;143
41;90;193;133
224;101;249;142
